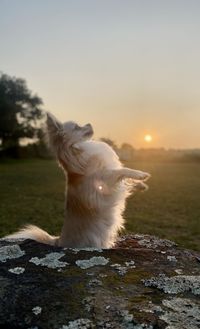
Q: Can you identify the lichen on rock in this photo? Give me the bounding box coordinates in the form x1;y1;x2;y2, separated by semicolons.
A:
167;255;177;262
32;306;42;315
160;297;200;329
131;234;176;249
8;267;25;275
75;256;109;269
111;260;136;276
69;247;103;254
61;318;94;329
0;244;25;262
120;310;154;329
143;274;200;295
29;252;69;269
110;263;127;275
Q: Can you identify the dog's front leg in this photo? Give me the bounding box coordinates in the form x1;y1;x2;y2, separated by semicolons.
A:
104;168;150;186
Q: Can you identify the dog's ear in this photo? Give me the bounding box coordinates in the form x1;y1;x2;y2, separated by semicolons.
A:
47;112;62;133
46;112;63;151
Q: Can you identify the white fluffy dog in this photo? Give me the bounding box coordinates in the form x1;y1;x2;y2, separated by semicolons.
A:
6;113;150;248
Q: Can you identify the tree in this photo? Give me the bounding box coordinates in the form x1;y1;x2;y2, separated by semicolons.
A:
121;143;134;151
0;73;44;150
100;138;118;151
120;143;135;161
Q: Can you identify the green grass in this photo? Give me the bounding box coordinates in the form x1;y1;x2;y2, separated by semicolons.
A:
0;159;199;251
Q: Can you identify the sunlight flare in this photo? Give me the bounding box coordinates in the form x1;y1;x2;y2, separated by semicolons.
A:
144;134;153;143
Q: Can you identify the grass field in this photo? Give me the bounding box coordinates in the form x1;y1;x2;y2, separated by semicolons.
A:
0;159;199;251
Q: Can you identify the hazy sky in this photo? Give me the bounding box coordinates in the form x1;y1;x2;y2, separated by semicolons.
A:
0;0;200;148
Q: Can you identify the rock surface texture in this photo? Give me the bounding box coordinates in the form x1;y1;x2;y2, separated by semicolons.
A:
0;234;199;329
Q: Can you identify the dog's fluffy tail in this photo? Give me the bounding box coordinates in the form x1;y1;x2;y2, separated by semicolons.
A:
5;225;58;246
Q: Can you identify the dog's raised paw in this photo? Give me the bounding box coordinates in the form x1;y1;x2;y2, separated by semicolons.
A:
142;172;151;181
134;181;149;191
134;170;151;181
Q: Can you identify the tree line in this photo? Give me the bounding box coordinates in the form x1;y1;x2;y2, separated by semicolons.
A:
1;73;199;162
0;73;135;159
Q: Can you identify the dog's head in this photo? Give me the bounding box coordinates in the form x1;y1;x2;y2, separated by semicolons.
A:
47;112;93;147
46;112;94;174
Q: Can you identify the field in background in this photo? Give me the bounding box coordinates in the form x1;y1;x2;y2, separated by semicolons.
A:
0;159;199;251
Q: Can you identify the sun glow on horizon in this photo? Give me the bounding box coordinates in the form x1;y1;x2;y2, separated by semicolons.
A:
144;134;153;143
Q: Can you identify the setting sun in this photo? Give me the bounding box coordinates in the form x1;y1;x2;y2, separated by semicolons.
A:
144;134;153;143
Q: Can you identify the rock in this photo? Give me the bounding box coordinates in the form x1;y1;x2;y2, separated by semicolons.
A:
0;234;199;329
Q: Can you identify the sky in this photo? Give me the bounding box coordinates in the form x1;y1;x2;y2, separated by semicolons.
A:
0;0;200;149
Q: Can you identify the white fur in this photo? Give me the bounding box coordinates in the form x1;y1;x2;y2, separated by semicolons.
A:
6;225;58;246
6;113;150;248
